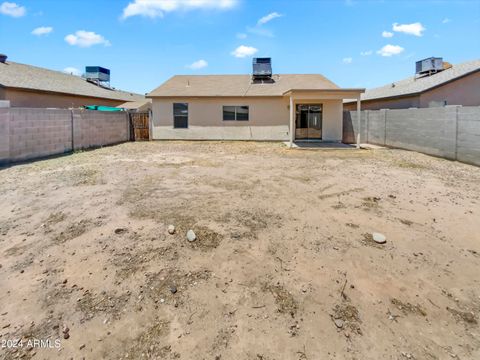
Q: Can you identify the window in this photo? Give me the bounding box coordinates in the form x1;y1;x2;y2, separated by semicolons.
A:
173;103;188;128
223;106;249;121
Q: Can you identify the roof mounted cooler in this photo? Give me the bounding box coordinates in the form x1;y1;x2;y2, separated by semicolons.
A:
415;57;443;77
252;57;272;81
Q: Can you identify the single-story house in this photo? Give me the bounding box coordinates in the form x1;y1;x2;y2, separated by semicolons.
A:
0;55;144;108
147;60;364;145
344;58;480;110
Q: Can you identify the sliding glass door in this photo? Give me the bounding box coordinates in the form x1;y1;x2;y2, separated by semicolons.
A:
295;104;323;140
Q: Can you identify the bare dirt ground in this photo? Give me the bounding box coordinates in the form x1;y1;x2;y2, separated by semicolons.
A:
0;141;479;360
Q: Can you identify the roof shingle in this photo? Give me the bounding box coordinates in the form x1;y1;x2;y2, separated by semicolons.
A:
147;74;340;97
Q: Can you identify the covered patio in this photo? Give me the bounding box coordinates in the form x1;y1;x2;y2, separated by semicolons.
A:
284;89;364;148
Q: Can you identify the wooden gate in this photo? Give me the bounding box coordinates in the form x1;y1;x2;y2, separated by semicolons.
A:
130;112;150;141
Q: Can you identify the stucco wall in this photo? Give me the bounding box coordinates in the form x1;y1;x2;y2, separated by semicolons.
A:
343;95;420;111
151;97;343;141
4;88;126;108
0;108;129;165
419;71;480;107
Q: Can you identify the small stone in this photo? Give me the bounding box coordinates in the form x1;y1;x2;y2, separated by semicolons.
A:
79;344;85;350
170;285;177;294
62;279;68;284
62;326;69;334
372;232;386;244
167;225;175;235
334;319;344;328
186;230;196;242
114;228;127;235
160;298;165;303
63;332;70;339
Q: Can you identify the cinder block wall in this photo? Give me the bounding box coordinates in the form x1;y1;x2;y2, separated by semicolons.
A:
0;108;129;165
343;106;480;166
72;110;129;150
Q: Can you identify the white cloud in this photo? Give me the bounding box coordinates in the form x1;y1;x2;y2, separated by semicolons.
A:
32;26;53;36
377;44;404;57
0;2;25;17
360;50;372;56
231;45;258;58
257;12;282;26
122;0;237;19
342;57;353;64
392;22;425;36
382;31;393;38
442;18;451;24
64;30;111;48
63;67;82;76
236;32;247;39
186;59;208;69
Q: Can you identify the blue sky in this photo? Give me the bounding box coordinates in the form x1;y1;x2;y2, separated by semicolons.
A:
1;0;479;94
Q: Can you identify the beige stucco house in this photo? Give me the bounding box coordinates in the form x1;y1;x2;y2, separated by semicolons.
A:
147;69;364;145
344;59;480;110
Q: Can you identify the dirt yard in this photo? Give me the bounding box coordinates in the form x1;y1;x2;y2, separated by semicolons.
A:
0;141;479;360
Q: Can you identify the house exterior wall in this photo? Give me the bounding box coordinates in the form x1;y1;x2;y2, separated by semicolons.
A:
343;95;420;111
3;88;126;108
151;97;344;141
419;71;480;107
152;97;289;141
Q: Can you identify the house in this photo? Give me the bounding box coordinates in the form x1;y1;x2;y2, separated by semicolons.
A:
344;58;480;110
147;58;364;145
0;55;144;108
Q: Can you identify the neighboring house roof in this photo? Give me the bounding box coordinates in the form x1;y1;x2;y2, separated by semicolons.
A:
147;74;340;97
347;59;480;103
0;61;144;102
117;99;152;110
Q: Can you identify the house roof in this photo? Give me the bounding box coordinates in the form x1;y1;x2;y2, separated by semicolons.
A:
147;74;341;97
117;99;152;110
349;59;480;103
0;61;144;102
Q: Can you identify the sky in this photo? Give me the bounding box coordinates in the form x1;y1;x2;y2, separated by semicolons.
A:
1;0;479;94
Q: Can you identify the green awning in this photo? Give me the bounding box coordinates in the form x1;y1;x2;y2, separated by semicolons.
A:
84;105;124;112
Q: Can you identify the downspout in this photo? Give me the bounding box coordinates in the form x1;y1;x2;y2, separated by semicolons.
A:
356;97;361;149
70;109;74;152
289;95;294;148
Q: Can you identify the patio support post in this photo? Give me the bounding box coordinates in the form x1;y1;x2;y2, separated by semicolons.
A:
289;96;294;148
356;97;361;149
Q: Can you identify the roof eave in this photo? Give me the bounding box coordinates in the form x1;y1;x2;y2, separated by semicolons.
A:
283;88;365;96
4;85;141;102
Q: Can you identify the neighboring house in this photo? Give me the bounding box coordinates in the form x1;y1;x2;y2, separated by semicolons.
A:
117;99;152;112
0;55;144;108
147;58;364;144
344;58;480;110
